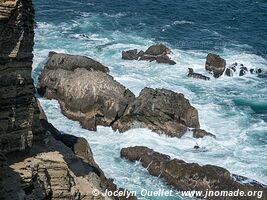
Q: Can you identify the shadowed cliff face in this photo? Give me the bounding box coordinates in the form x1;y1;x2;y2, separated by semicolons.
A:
0;0;43;153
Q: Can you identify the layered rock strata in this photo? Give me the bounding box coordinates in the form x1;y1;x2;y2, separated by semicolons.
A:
0;1;135;199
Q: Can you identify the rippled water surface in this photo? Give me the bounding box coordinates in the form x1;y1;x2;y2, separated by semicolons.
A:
33;0;267;199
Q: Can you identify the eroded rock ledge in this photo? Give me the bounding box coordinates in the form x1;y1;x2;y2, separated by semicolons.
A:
121;146;267;200
38;52;204;138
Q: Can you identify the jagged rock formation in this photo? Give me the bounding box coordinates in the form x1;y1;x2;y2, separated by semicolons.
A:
205;53;226;78
0;1;136;199
113;87;200;137
121;146;267;200
188;68;210;80
122;44;176;65
38;55;200;138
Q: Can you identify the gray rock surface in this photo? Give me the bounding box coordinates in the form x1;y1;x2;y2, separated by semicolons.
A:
38;56;135;131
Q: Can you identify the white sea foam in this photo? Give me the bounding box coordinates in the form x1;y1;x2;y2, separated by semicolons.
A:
173;20;194;25
33;17;267;199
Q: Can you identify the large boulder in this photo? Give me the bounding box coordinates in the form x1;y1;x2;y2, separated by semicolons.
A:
205;53;226;78
121;146;267;200
38;54;135;131
113;88;200;137
45;52;109;73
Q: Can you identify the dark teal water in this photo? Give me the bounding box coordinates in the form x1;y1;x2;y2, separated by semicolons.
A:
34;0;267;56
33;1;267;199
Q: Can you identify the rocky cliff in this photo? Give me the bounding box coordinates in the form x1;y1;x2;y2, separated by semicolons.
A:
0;1;135;199
0;0;42;153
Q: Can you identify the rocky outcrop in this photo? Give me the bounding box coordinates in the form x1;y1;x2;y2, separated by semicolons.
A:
188;68;210;80
38;53;200;138
45;52;109;73
121;146;267;200
225;63;263;77
38;52;135;131
205;53;226;78
113;88;200;137
122;44;176;65
192;129;216;138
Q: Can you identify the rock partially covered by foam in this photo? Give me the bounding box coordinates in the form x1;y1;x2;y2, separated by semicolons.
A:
225;63;263;77
122;44;176;65
39;53;201;138
121;146;267;200
188;68;210;80
113;87;200;137
38;52;135;131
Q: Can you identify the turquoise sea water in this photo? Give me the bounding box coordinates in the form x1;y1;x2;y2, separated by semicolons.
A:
33;1;267;199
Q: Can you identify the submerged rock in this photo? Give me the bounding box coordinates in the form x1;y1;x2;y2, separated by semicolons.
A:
225;63;263;77
225;68;233;76
188;68;210;80
122;44;176;65
121;146;267;200
205;53;226;78
113;87;200;137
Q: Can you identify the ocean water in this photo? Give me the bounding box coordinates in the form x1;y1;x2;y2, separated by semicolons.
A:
32;0;267;199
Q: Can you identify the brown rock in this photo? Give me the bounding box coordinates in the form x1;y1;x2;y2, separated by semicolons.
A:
121;146;267;200
205;53;226;78
45;52;109;73
144;44;171;56
122;49;139;60
38;61;135;131
192;129;216;138
121;44;176;65
113;87;199;137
